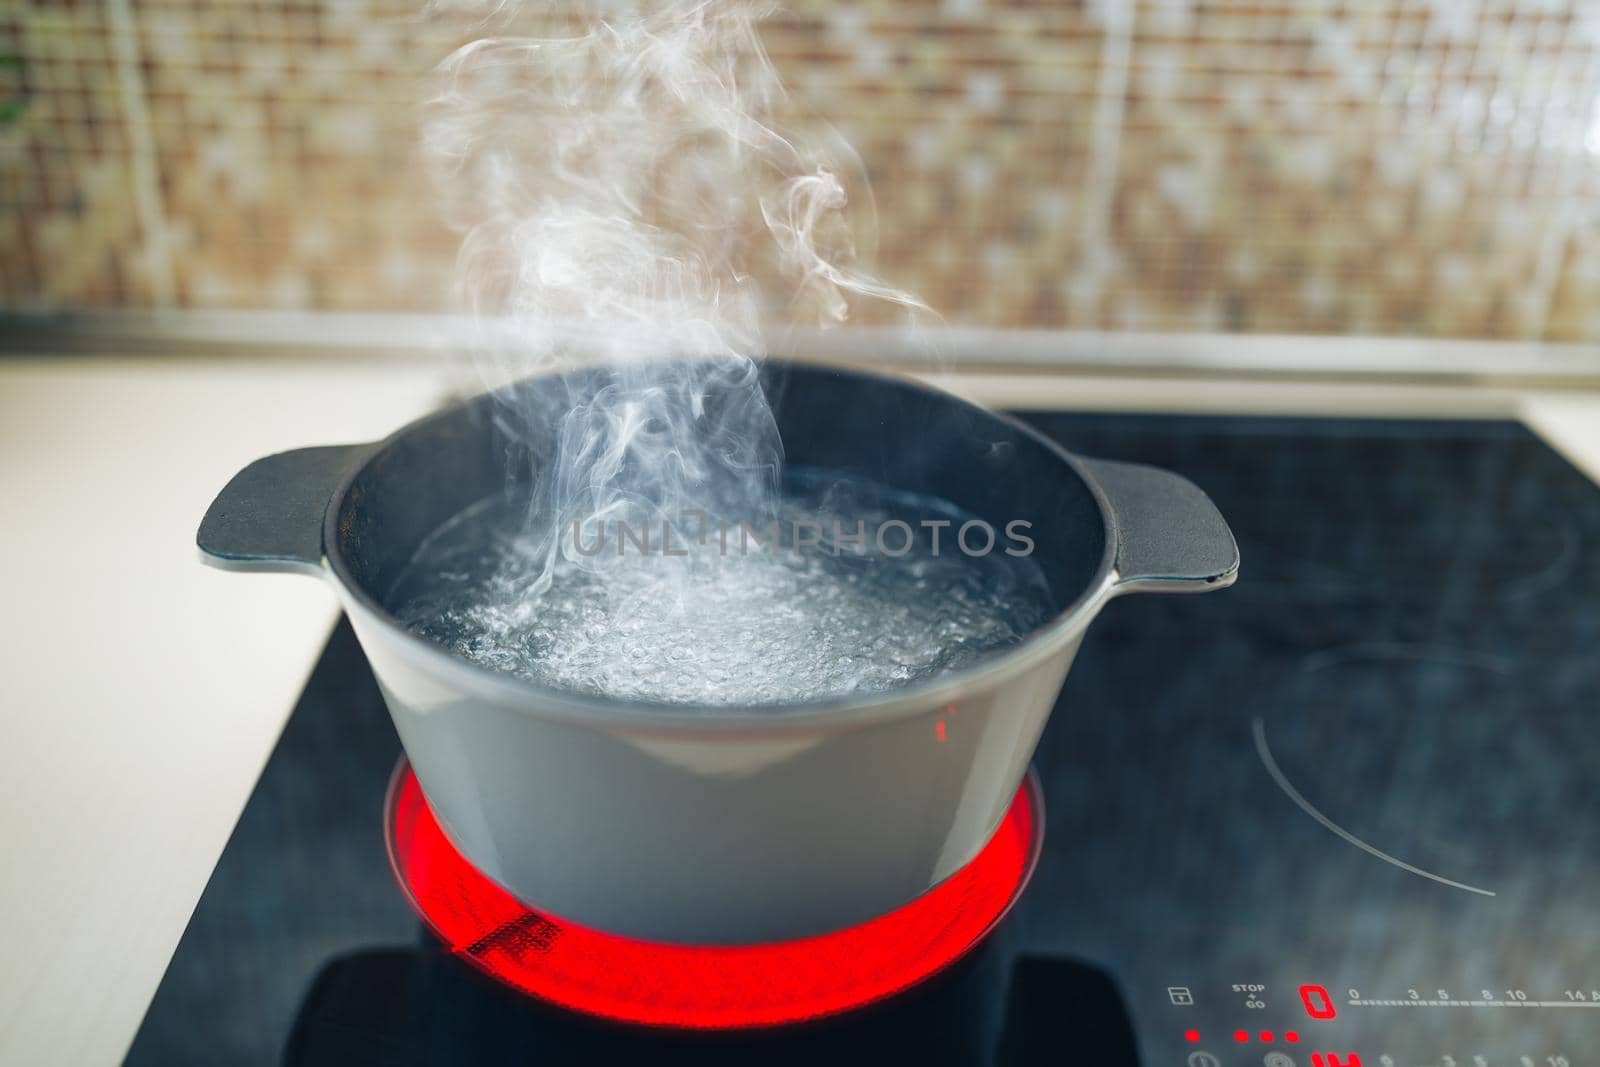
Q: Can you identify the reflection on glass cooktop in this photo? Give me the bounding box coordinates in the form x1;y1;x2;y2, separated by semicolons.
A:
127;414;1600;1067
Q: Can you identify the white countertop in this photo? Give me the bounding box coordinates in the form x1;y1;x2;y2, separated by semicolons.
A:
0;355;1596;1066
0;358;447;1067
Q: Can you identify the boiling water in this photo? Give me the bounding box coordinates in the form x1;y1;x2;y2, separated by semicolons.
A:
388;470;1054;706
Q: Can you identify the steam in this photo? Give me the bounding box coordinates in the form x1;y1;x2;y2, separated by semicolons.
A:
423;0;929;596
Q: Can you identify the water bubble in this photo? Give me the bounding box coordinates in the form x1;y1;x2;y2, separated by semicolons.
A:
389;473;1054;707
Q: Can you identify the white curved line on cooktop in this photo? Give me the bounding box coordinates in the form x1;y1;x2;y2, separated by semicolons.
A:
1251;716;1496;898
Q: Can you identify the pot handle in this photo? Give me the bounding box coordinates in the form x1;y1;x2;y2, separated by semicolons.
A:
1078;457;1239;595
197;443;374;576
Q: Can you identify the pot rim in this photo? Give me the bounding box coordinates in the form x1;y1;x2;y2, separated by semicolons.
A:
324;360;1122;733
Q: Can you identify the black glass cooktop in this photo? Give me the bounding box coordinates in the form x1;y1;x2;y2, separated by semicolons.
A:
127;413;1600;1067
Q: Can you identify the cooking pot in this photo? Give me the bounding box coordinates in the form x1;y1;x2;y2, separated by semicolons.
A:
199;361;1237;945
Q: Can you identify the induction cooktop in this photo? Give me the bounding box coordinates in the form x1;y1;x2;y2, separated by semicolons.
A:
126;413;1600;1066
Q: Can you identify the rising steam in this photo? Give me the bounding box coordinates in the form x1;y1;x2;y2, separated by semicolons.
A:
423;0;929;595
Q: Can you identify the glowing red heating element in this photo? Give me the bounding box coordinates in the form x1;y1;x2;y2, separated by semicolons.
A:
386;762;1041;1030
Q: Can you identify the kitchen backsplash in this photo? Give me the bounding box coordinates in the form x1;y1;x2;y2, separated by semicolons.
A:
4;0;1600;340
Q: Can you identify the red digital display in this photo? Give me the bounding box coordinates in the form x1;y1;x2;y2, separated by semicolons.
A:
1299;983;1338;1020
1184;1029;1200;1043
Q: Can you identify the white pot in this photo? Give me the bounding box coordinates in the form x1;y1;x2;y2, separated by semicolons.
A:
199;362;1237;944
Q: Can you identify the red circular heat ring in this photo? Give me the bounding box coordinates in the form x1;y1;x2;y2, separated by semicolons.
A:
385;759;1042;1029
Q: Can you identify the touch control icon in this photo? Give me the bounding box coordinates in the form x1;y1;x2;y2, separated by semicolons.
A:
1187;1053;1221;1067
1169;986;1195;1005
1264;1053;1296;1067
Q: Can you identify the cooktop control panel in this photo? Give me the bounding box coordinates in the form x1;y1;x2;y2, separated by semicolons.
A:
1157;980;1593;1066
